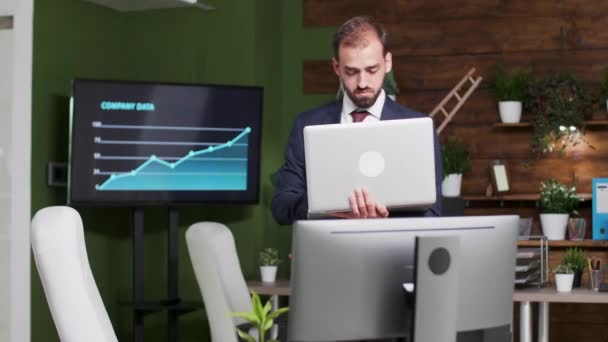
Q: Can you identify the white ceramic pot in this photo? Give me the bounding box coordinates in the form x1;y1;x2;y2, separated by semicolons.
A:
555;273;574;292
260;266;277;283
498;101;522;123
442;174;462;197
540;213;569;240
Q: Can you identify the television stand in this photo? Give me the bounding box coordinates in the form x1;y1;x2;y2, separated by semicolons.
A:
129;207;203;342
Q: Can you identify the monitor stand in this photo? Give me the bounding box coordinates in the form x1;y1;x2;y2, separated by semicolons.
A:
413;235;460;342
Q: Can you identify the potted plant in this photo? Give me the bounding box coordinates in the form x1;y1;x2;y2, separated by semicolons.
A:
564;247;586;288
232;291;289;342
539;178;579;240
488;65;530;123
553;263;575;293
259;248;281;283
528;72;592;156
441;137;472;197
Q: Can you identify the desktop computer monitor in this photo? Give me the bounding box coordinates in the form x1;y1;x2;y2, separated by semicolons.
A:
288;215;518;342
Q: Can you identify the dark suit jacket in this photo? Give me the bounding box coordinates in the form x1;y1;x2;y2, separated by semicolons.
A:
271;98;443;225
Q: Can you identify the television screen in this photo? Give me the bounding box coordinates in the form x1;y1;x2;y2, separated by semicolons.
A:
68;79;263;205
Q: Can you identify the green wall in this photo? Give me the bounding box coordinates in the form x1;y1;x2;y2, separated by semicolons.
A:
31;0;338;341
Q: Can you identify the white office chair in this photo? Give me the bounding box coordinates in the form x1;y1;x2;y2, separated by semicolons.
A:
185;222;257;342
31;206;117;342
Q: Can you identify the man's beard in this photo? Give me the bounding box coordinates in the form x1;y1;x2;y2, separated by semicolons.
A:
342;80;384;109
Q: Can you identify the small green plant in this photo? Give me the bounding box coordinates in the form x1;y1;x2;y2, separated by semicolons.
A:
441;138;472;179
553;263;574;274
232;291;289;342
488;65;531;102
539;179;579;215
528;72;592;156
259;248;281;267
564;247;586;272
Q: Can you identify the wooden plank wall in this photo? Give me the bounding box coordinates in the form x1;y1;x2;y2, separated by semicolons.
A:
303;0;608;195
303;1;608;341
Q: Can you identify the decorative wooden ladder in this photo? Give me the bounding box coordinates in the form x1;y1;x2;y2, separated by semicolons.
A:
429;67;483;134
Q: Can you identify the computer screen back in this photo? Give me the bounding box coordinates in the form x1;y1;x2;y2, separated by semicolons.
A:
288;216;518;341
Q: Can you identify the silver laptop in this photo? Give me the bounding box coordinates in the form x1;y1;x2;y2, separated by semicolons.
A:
303;117;436;215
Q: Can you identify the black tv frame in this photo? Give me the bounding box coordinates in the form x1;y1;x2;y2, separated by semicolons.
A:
67;78;263;206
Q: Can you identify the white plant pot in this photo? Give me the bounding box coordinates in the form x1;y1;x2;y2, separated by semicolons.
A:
498;101;522;123
260;266;277;283
555;273;574;293
605;98;608;112
540;213;569;240
442;173;462;197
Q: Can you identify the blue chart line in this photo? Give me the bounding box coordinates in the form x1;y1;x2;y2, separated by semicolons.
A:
98;127;250;191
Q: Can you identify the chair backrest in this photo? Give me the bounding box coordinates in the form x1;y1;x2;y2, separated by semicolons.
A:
31;206;117;342
186;222;253;342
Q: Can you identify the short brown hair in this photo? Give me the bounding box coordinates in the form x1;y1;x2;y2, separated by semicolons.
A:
332;16;388;60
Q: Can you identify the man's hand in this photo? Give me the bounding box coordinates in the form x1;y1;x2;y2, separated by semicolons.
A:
331;188;389;219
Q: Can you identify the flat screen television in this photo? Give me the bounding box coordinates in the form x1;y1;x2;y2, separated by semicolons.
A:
68;79;263;205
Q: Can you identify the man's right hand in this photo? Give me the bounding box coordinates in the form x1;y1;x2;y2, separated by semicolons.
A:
331;188;389;219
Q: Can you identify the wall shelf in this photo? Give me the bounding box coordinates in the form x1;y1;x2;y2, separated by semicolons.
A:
462;193;592;202
518;239;608;248
83;0;215;12
493;120;608;128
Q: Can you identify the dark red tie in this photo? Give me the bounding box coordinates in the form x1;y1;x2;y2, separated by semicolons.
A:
351;109;369;123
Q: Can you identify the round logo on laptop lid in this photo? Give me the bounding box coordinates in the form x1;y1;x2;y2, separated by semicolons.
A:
358;151;385;178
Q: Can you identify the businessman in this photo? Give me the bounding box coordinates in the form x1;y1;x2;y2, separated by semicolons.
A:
271;15;442;225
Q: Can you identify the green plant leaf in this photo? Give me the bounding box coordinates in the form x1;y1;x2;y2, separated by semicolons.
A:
267;307;289;320
539;178;579;214
236;328;257;342
259;248;282;266
564;247;586;271
251;292;265;321
263;318;274;331
528;72;591;156
231;312;260;325
441;137;472;178
488;65;530;102
263;300;272;315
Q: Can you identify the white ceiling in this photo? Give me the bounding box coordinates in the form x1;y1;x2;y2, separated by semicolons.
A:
83;0;215;12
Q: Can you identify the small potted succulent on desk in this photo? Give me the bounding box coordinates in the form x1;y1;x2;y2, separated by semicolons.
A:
259;247;281;283
441;137;472;197
564;247;587;288
539;178;580;240
553;263;575;293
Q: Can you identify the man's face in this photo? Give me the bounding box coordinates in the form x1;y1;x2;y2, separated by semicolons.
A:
332;31;392;109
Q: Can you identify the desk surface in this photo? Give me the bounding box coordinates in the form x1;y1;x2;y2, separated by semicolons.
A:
247;280;608;304
247;280;290;296
513;288;608;303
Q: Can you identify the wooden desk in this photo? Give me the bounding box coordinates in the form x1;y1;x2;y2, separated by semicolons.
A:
247;280;290;296
513;287;608;342
247;280;608;342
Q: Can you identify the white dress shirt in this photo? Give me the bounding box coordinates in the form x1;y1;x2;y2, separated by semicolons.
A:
340;89;386;124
